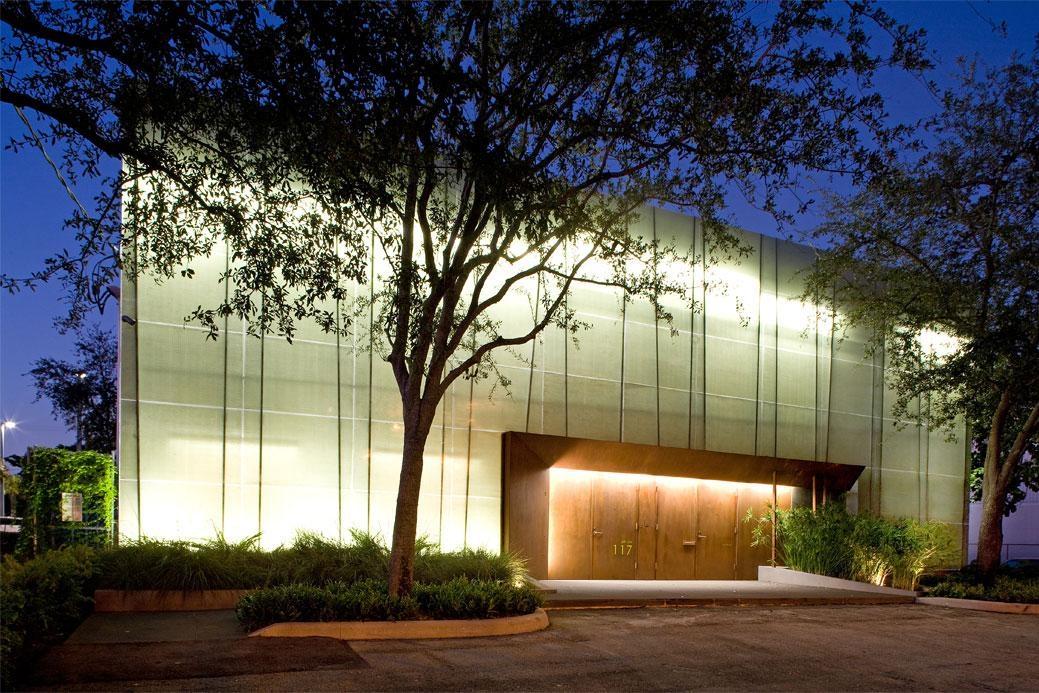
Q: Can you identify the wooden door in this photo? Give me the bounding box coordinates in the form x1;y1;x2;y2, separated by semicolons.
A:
694;483;738;579
635;483;658;580
547;471;593;579
591;475;638;579
655;480;699;579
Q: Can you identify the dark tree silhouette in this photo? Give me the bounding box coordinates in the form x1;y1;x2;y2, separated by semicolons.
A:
2;1;928;594
806;55;1039;579
28;326;117;452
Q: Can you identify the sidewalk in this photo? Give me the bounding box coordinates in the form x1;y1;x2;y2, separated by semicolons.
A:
539;579;915;608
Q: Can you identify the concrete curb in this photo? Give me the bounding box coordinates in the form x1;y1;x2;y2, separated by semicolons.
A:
249;608;550;640
94;589;253;612
545;594;914;609
757;566;917;597
916;597;1039;615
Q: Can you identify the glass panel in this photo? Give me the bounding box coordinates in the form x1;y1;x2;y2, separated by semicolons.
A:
623;321;657;386
775;405;815;460
622;383;657;445
705;394;756;455
880;468;921;519
882;420;923;472
568;377;621;442
705;336;758;401
138;323;224;407
658;387;691;449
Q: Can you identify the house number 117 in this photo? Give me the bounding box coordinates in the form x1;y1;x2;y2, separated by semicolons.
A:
612;540;633;556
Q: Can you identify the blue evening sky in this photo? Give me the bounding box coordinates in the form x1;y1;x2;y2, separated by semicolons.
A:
1;2;1037;454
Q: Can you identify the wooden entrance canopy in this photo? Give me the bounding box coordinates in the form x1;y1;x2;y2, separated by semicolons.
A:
501;431;864;579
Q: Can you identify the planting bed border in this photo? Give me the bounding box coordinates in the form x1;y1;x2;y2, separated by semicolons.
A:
916;597;1039;615
757;566;918;596
94;589;253;612
249;608;550;640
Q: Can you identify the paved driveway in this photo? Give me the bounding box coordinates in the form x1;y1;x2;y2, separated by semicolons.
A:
36;604;1039;691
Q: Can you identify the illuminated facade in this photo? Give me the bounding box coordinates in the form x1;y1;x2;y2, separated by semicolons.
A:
117;207;968;559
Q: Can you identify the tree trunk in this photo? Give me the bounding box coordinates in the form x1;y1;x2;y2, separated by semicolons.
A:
975;487;1005;579
387;408;435;597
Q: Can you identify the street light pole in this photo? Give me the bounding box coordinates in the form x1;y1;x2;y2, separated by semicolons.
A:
1;420;15;517
76;372;87;451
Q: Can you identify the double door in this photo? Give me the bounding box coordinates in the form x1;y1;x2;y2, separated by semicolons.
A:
549;473;774;580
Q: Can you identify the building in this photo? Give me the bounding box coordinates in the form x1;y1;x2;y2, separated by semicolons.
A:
968;487;1039;564
117;207;968;578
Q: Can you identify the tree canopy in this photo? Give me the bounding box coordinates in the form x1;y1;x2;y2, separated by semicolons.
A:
3;0;930;592
28;326;117;452
806;54;1039;575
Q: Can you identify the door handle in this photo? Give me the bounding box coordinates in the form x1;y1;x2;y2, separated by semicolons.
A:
592;529;604;536
682;540;697;547
697;533;707;539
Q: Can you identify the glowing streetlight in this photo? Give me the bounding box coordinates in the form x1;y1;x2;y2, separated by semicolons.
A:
0;419;14;457
1;420;15;518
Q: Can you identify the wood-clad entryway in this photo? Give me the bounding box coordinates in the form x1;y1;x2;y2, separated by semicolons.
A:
502;431;864;580
547;470;791;580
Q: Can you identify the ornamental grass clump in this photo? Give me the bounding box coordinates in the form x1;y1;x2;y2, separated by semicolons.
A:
235;577;542;631
750;502;957;590
98;534;270;590
774;504;856;579
96;530;532;592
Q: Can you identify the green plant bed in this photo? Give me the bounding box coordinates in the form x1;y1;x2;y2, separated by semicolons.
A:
1;546;101;685
97;531;527;591
747;503;958;590
927;573;1039;604
236;578;544;632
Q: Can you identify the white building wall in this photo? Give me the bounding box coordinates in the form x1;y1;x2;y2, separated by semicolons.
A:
968;487;1039;562
117;206;968;553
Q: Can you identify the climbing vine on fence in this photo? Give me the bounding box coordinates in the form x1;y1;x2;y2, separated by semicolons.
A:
16;447;115;557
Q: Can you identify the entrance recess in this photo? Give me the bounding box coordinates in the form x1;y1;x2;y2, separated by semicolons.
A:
548;469;787;580
502;431;864;580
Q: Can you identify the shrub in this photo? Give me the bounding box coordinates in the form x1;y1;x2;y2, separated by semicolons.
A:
235;578;542;631
414;538;528;586
887;519;958;591
749;503;958;589
98;530;530;591
774;504;856;578
413;577;543;620
927;570;1039;604
98;534;270;590
928;576;1039;603
849;514;899;586
1;546;100;685
16;448;116;557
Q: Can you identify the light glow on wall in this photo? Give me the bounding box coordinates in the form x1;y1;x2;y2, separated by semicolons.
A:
121;204;966;557
548;466;792;495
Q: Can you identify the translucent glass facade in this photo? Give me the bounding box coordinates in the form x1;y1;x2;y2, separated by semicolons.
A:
118;207;967;551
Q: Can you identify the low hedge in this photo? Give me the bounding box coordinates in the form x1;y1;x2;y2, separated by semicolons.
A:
97;531;527;591
236;578;543;632
0;532;534;683
927;574;1039;604
1;546;100;685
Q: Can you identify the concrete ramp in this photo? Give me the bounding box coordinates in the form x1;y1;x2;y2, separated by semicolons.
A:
539;579;915;608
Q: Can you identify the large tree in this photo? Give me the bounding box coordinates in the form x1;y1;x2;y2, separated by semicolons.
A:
28;326;117;452
806;55;1039;579
1;1;928;594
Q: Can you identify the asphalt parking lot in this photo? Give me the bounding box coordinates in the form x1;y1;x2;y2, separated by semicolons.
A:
33;604;1039;691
